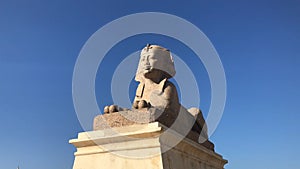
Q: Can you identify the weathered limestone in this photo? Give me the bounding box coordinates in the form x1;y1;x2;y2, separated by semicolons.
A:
70;122;227;169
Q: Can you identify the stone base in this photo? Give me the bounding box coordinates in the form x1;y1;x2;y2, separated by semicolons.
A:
69;122;227;169
93;109;215;151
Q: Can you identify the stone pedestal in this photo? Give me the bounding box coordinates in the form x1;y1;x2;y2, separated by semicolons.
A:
69;122;227;169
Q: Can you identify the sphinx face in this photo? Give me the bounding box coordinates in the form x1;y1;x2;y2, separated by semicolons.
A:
139;51;158;74
135;45;176;82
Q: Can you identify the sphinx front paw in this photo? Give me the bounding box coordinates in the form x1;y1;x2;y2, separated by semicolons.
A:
132;100;151;109
103;105;119;114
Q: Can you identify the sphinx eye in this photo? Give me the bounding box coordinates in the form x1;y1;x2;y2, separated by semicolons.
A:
148;54;156;60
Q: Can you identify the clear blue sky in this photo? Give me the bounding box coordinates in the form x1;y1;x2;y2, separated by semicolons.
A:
1;0;300;169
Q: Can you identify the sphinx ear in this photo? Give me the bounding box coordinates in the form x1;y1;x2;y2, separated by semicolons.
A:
135;83;145;98
158;78;167;93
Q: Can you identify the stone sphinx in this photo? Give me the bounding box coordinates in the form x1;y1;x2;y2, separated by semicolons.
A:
96;44;214;151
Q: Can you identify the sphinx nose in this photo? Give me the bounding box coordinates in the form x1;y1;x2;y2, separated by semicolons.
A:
145;60;150;65
143;60;151;70
144;56;150;65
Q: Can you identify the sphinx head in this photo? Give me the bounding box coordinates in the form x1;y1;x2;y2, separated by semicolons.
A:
135;44;176;82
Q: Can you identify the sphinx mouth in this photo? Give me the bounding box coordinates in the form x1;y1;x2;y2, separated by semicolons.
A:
143;67;153;75
143;69;150;74
143;65;151;71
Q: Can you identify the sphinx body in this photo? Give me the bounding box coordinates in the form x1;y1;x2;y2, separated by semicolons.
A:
102;44;214;150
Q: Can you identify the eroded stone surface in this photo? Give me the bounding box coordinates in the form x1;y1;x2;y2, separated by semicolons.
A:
94;108;174;130
93;109;214;151
94;109;156;130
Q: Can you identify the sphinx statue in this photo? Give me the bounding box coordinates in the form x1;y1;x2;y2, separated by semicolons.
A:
100;44;214;150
